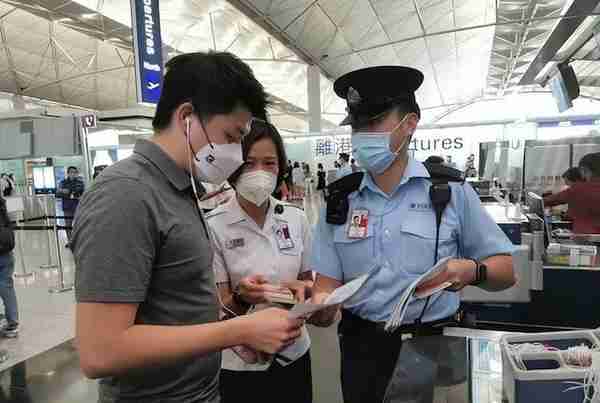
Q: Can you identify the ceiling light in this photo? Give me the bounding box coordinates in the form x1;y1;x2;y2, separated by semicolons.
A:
80;13;97;19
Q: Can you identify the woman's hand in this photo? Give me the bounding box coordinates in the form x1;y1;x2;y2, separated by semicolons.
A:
281;280;313;303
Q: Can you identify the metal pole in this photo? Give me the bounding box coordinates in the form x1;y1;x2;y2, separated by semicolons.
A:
40;196;57;269
13;211;33;280
49;220;73;293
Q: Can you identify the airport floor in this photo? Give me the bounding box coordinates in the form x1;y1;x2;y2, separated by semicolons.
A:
0;192;505;403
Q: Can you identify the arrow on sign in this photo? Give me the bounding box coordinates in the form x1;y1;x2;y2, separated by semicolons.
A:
147;82;160;90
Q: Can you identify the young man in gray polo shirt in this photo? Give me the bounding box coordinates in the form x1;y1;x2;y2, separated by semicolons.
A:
72;52;303;403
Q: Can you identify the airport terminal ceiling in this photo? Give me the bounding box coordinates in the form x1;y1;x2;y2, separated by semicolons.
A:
0;1;599;130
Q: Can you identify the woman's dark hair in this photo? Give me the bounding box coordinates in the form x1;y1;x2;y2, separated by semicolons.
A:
562;167;583;183
152;52;269;130
318;163;323;170
294;162;300;168
227;120;288;190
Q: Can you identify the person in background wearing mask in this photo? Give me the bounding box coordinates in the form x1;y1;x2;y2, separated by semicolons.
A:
207;120;313;403
336;152;353;179
316;163;326;192
544;153;600;234
0;193;19;338
71;52;303;403
465;154;477;178
291;161;304;200
308;66;515;403
57;166;85;245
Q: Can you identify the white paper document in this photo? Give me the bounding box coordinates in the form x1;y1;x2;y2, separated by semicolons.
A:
288;271;371;319
384;256;452;332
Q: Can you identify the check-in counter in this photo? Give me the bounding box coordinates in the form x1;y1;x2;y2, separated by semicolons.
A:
461;203;600;330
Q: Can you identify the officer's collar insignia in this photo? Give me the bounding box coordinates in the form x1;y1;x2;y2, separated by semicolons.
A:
346;86;362;107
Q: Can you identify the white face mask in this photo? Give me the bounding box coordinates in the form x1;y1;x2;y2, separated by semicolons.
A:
186;118;244;186
236;170;277;206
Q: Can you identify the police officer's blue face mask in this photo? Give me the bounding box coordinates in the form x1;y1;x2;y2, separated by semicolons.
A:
351;115;413;175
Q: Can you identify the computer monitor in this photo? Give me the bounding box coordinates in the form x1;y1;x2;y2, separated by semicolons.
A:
526;192;552;247
549;63;580;113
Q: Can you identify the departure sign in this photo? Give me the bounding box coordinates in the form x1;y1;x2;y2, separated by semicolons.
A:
130;0;163;104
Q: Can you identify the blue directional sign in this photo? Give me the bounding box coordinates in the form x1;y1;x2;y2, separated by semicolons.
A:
130;0;163;104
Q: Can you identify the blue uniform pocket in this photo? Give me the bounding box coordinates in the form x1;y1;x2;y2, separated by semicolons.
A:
333;226;374;280
400;218;457;274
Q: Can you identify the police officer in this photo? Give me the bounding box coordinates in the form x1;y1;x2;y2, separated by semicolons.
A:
308;66;516;403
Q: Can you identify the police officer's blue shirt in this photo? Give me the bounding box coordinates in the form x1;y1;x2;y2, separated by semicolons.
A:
336;164;353;180
311;158;515;323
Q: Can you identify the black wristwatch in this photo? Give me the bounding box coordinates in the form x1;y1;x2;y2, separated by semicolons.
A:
470;259;488;286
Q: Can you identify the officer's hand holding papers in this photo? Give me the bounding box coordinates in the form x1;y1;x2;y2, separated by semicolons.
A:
385;256;454;332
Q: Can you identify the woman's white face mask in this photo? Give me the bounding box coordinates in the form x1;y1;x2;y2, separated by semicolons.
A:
236;170;277;206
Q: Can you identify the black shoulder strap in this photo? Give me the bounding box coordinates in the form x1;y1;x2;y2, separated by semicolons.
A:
416;162;463;327
325;172;364;225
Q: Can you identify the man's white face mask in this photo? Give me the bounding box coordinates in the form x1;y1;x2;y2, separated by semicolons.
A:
186;117;245;186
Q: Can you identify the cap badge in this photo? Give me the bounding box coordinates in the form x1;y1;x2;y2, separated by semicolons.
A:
347;86;362;107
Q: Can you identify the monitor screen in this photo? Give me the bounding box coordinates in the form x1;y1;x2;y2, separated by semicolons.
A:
549;73;572;113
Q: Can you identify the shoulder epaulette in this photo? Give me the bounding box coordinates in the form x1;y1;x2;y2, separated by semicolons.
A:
325;172;364;200
325;172;364;225
422;162;465;184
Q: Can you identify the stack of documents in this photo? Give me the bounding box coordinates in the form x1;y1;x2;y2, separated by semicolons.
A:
384;257;453;333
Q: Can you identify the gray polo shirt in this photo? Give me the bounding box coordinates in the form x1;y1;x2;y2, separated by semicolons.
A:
72;139;220;403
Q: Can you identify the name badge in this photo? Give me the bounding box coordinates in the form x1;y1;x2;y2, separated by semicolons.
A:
274;223;294;250
225;238;245;249
348;209;369;239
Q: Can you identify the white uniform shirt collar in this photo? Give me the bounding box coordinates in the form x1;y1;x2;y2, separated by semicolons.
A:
224;195;287;226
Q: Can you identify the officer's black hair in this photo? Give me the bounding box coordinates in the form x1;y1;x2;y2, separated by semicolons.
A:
227;121;288;191
152;52;269;131
67;166;78;173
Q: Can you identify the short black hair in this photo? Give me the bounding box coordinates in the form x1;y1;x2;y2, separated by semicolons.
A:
152;52;269;130
562;167;583;182
228;120;288;190
339;153;350;162
294;162;300;168
318;163;323;169
67;166;78;173
579;152;600;177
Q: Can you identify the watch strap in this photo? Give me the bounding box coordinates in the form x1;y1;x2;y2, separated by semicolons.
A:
470;259;487;286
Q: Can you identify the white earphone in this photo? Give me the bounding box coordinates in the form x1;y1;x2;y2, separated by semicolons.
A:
185;117;191;137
